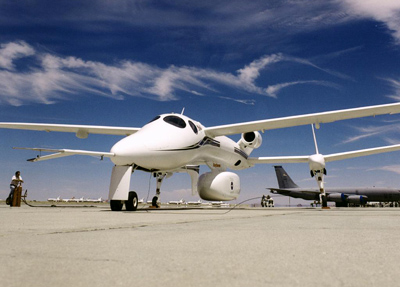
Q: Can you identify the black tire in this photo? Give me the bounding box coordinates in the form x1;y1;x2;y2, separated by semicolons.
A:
125;191;138;211
321;195;328;208
152;196;159;208
110;200;123;211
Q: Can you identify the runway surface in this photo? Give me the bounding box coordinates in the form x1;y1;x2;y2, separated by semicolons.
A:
1;203;399;287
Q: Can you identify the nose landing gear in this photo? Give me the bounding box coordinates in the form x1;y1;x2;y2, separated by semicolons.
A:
151;172;166;208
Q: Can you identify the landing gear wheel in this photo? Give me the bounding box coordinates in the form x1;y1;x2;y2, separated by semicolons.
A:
321;195;328;208
110;200;123;211
125;191;138;211
152;196;159;208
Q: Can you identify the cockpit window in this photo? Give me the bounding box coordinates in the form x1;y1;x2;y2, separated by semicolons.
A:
189;120;198;134
163;115;186;128
148;116;161;124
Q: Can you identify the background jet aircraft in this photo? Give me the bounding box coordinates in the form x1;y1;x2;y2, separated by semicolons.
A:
268;166;400;207
84;197;103;203
168;199;185;205
47;196;61;202
187;199;202;205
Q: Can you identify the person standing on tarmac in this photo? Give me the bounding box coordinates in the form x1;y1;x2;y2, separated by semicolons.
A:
7;171;23;205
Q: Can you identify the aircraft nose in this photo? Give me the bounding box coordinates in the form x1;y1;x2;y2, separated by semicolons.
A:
110;140;127;155
110;135;144;165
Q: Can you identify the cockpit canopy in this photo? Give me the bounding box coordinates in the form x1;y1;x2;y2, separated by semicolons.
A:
146;114;200;135
163;115;186;129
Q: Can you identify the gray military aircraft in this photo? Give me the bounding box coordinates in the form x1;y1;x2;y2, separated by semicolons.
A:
268;166;400;207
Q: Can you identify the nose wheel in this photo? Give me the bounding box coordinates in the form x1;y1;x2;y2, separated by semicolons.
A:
151;196;160;208
313;170;329;209
151;172;166;208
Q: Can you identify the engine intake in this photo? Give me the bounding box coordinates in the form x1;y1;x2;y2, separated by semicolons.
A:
238;131;262;155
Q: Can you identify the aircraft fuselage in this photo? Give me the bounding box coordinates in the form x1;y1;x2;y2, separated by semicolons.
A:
110;113;252;171
273;187;400;202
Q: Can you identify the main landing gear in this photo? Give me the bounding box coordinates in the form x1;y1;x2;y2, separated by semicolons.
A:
109;172;167;211
110;191;138;211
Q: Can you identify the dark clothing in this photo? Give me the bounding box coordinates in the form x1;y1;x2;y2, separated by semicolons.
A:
7;184;16;205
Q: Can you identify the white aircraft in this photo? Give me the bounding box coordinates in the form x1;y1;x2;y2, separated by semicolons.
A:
64;196;84;203
2;103;400;211
187;199;203;205
210;201;230;207
84;197;103;203
76;197;85;202
168;199;185;205
47;196;61;202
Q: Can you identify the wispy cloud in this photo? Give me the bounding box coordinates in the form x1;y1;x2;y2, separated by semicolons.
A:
286;56;353;81
218;96;255;105
338;0;400;43
367;164;400;175
1;1;400;50
266;80;339;98
383;77;400;101
1;41;343;106
0;1;350;35
237;54;283;86
0;41;35;70
340;123;400;144
0;41;276;105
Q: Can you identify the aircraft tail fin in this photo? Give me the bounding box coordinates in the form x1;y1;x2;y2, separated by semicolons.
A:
274;166;299;189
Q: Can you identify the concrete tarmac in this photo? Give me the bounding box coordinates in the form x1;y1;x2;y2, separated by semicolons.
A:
1;204;399;287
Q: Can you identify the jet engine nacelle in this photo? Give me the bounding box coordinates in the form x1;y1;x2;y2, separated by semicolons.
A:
198;171;240;201
347;195;368;204
326;193;348;202
238;131;262;154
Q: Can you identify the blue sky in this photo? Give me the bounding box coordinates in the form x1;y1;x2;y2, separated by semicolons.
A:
1;0;400;205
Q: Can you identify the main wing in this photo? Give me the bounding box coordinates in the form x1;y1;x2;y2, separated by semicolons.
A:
205;102;400;137
0;123;140;138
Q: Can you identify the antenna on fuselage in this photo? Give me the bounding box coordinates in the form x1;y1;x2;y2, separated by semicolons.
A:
181;108;185;115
